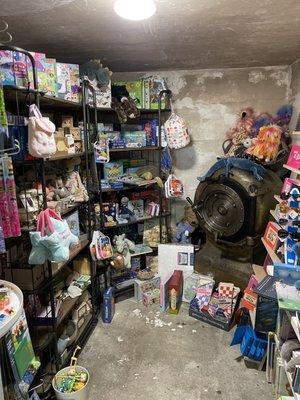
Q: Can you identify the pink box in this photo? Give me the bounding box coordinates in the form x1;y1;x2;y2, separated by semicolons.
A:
286;145;300;171
282;177;300;194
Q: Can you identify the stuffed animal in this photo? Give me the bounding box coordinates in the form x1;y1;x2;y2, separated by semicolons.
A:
250;112;274;138
64;157;89;202
172;206;198;244
110;234;135;269
79;59;113;88
246;125;282;162
119;197;135;221
224;108;254;156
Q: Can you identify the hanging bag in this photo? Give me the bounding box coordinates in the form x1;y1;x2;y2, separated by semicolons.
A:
28;104;57;158
164;100;190;149
29;208;79;264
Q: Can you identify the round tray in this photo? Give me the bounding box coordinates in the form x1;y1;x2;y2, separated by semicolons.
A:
0;280;23;339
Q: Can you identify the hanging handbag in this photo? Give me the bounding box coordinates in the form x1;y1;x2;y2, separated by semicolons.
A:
164;100;190;149
29;208;79;265
28;104;57;158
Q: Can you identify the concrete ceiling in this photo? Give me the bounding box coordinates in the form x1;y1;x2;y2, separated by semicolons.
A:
1;0;300;72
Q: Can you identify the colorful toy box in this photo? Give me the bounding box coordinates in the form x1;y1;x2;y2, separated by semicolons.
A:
102;287;115;323
69;63;80;103
13;51;28;87
56;62;71;101
0;50;15;85
142;119;158;146
123;131;147;148
27;52;46;90
64;210;80;237
134;276;161;301
168;270;183;314
103;161;124;181
115;80;143;108
40;58;57;96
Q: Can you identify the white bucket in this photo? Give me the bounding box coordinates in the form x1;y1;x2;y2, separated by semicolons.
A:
52;366;90;400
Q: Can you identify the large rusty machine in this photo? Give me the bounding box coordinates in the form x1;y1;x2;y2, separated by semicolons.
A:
187;158;282;275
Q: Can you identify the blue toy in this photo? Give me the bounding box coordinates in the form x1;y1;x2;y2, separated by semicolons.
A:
198;157;266;182
173;221;194;244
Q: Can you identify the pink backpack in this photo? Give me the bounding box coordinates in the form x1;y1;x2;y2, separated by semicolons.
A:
28;104;57;158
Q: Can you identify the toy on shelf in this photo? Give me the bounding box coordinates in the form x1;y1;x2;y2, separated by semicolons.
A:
223;107;254;156
110;234;135;270
118;197;135;222
165;174;184;198
90;231;113;261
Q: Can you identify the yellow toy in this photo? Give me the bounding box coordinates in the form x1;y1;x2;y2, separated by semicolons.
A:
246;125;282;163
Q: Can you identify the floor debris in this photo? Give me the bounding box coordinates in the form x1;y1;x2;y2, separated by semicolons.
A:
117;336;124;342
132;309;143;318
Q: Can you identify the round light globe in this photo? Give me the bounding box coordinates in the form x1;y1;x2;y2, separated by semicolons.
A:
113;0;156;21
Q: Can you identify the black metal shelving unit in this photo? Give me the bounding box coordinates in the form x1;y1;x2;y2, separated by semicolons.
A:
0;44;173;396
91;88;173;300
0;44;98;398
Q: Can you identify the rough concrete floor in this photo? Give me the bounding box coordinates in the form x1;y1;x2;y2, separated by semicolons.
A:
79;299;273;400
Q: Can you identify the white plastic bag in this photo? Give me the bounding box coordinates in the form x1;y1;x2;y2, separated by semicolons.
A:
164;100;190;149
28;104;56;158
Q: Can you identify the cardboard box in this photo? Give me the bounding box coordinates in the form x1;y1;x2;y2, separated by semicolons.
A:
75;140;84;153
168;270;183;314
0;50;14;85
61;115;74;128
27;52;47;90
13;51;28;87
134;276;160;301
64;210;80;237
253;276;279;333
69;63;80;103
56;62;71;100
54;132;69;155
64;127;81;139
102;287;115;323
74;257;91;275
123;131;146;148
40;58;57;96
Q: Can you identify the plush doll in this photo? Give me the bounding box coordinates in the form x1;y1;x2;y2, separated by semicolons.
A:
110;234;135;269
246;125;282;162
250;112;273;138
79;59;113;88
119;197;135;221
224;108;254;157
172;206;198;244
64;158;89;202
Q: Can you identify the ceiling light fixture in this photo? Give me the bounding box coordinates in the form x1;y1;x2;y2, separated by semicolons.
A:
113;0;156;21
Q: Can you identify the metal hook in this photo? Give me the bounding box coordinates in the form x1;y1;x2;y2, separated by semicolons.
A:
0;20;12;43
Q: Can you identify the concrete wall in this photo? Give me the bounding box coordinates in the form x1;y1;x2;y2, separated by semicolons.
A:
290;59;300;132
114;66;291;221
